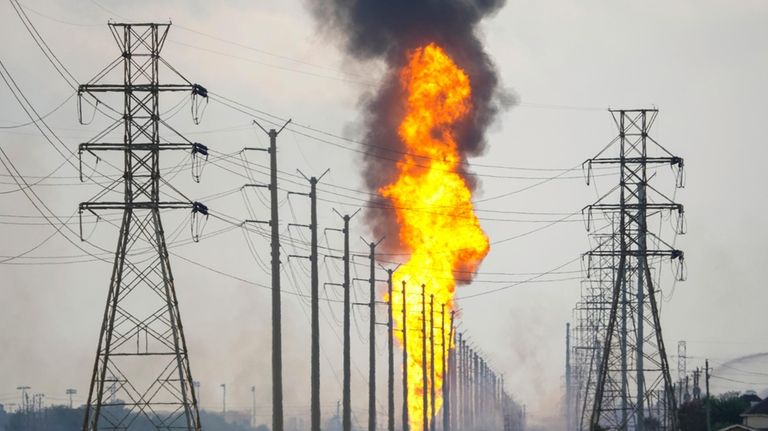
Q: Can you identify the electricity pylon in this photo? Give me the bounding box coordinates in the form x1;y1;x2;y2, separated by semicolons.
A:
573;230;616;429
585;109;685;431
79;23;208;431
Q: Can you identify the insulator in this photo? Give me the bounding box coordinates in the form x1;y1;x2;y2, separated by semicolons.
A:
191;83;208;98
191;201;209;243
191;142;208;156
191;143;209;182
191;84;209;125
192;201;209;215
77;90;99;125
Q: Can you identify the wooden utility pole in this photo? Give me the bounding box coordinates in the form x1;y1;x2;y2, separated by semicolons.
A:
310;176;321;431
326;208;359;431
366;240;382;431
421;284;428;431
402;281;410;431
705;359;711;431
447;314;456;431
441;306;449;431
429;295;436;431
268;126;284;431
342;214;352;431
339;212;355;431
386;269;396;431
289;169;328;431
246;119;291;431
458;334;465;430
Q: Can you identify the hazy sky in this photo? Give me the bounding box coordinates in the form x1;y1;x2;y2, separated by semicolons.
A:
1;0;767;427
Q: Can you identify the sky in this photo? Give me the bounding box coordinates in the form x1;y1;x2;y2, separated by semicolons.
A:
1;0;767;428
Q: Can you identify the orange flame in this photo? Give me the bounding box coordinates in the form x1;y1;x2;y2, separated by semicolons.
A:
382;43;489;430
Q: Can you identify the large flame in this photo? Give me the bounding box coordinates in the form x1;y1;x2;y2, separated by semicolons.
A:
382;43;490;430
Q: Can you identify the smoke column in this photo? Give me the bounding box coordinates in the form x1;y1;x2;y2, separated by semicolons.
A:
307;1;509;428
306;0;510;247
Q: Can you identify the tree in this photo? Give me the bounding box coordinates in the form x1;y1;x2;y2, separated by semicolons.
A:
711;394;750;429
678;399;705;431
678;392;751;431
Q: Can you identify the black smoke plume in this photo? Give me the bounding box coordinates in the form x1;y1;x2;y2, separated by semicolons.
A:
306;0;510;253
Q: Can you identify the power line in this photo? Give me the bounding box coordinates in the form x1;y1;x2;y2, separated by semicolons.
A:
7;0;120;118
208;92;613;176
0;92;76;128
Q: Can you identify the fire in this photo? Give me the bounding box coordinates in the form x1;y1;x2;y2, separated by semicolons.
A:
381;43;489;430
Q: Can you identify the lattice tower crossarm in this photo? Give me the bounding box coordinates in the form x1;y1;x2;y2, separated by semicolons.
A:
79;23;208;431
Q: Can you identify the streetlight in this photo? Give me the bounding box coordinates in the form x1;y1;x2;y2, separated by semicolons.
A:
34;394;44;412
220;383;226;421
15;386;30;413
66;389;77;409
251;385;256;427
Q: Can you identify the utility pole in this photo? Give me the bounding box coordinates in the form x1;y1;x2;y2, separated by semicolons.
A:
310;176;322;431
565;322;572;431
288;169;329;431
251;386;257;427
402;281;410;431
447;313;456;431
221;384;226;421
429;295;436;431
460;335;467;430
288;170;328;431
422;284;428;431
79;23;206;431
352;237;385;431
364;239;383;431
386;268;396;431
35;393;44;412
693;368;701;400
343;216;352;431
457;335;463;430
587;109;685;430
705;359;711;431
470;345;475;428
66;389;77;409
441;305;448;431
330;210;357;431
246;118;291;431
470;346;476;429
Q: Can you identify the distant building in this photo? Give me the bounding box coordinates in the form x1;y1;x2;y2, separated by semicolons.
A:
741;397;768;430
0;404;8;431
717;425;758;431
741;391;763;408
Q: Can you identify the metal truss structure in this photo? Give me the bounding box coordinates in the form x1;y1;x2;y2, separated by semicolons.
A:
79;23;208;431
572;109;686;431
570;231;617;430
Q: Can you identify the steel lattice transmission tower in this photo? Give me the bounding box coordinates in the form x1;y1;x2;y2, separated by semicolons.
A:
585;109;686;431
677;341;687;384
79;23;209;431
572;230;618;430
